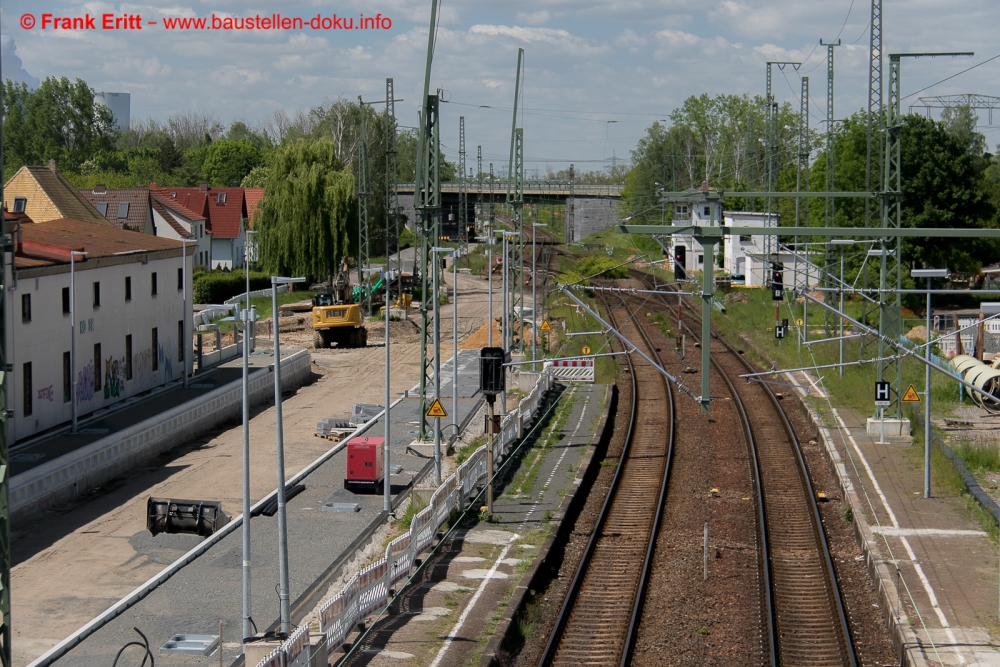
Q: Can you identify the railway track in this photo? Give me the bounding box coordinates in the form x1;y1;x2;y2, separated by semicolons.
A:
537;293;674;666
632;272;857;666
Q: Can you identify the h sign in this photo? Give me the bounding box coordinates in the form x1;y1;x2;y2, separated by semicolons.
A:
775;325;786;339
875;381;891;407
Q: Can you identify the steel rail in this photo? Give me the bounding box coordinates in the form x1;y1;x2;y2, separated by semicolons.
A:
536;291;674;667
636;270;857;667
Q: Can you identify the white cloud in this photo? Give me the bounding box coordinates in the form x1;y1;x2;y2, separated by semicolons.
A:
468;24;612;57
614;28;646;52
516;11;551;25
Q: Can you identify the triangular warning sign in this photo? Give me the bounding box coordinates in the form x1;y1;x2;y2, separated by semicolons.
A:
426;398;449;418
539;320;551;331
901;384;921;402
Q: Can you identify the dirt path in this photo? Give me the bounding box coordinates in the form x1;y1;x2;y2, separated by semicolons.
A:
11;270;500;667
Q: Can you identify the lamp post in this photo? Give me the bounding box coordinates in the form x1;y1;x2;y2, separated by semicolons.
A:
270;275;306;635
70;250;88;433
913;268;948;500
180;239;192;388
364;267;396;513
240;302;256;642
451;248;460;432
245;230;258;339
830;240;855;376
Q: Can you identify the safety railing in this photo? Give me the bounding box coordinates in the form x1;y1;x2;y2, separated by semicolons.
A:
260;372;552;666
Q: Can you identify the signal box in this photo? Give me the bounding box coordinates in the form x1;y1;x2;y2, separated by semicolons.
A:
344;436;385;493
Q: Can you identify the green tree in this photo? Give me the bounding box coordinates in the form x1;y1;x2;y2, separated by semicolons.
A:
254;138;355;281
3;76;115;173
202;138;264;187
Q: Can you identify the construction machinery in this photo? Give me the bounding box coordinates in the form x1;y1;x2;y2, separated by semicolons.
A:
312;259;368;348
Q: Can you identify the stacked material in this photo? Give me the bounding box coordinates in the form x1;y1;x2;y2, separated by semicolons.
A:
350;403;384;427
316;418;351;438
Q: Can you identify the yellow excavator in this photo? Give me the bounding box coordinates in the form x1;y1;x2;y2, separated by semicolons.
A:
312;259;368;348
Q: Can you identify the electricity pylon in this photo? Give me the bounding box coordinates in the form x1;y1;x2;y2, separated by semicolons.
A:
506;48;525;353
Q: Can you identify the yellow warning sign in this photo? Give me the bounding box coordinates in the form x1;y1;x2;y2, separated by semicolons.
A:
539;320;551;331
901;384;921;402
796;318;803;327
581;345;591;355
426;398;449;418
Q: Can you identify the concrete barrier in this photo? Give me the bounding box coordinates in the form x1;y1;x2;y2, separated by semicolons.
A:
10;350;312;523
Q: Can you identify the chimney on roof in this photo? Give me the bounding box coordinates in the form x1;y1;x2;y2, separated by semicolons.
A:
199;182;209;192
94;184;107;194
149;182;157;190
231;181;239;187
48;159;57;173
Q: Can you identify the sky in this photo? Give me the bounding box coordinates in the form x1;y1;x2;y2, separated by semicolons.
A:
2;0;999;176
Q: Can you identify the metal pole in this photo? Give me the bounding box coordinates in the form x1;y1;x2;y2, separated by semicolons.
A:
453;252;458;434
182;240;189;388
924;278;932;498
839;248;845;377
532;222;537;370
488;234;493;348
241;306;252;641
384;271;391;513
486;401;494;514
432;255;442;485
270;279;291;635
70;254;77;433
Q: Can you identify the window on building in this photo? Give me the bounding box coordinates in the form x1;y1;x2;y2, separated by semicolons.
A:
675;205;688;214
23;362;32;417
63;351;71;403
13;197;26;213
117;202;130;219
697;255;704;264
151;272;158;296
704;206;711;216
62;287;70;314
217;192;227;204
177;268;183;291
178;321;184;362
96;202;109;217
152;328;159;371
739;235;752;243
125;276;132;301
93;282;101;308
21;294;31;322
94;344;102;391
125;334;133;380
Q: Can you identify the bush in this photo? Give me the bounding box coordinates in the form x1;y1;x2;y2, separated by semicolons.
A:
575;255;628;279
193;269;272;303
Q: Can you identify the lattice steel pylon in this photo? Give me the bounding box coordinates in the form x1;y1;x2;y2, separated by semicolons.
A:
877;51;973;418
794;76;809;298
822;39;841;332
861;0;883;358
506;48;525;353
0;45;9;665
385;78;401;297
910;93;1000;121
458;117;467;243
357;96;372;315
765;61;800;279
414;0;442;443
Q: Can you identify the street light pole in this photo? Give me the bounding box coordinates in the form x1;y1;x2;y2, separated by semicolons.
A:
913;268;948;500
70;250;88;433
240;303;256;641
452;248;460;433
384;269;394;513
270;275;305;635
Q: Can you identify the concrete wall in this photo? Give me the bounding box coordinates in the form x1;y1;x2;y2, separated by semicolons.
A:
572;197;620;241
6;251;194;443
10;350;312;523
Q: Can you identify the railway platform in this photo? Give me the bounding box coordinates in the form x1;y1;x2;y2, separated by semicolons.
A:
337;382;610;667
24;349;489;667
788;373;1000;666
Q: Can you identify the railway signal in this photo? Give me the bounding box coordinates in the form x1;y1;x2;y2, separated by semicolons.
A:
772;262;784;301
674;248;685;281
479;347;506;514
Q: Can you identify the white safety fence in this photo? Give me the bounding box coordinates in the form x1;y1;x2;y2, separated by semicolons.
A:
544;359;595;383
257;372;554;667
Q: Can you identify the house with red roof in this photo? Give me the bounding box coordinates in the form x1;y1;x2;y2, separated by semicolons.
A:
150;182;248;270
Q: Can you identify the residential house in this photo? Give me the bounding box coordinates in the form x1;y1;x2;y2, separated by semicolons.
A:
5;160;111;227
79;185;154;234
150;183;247;269
4;213;193;442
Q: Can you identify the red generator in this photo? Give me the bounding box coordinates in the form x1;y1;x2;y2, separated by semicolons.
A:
344;437;385;493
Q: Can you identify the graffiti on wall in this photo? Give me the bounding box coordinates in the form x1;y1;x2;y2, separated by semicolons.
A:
37;385;54;402
104;357;127;399
76;362;95;403
157;343;174;380
131;349;152;383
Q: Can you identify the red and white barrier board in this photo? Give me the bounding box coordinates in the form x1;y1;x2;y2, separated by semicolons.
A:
544;358;595;383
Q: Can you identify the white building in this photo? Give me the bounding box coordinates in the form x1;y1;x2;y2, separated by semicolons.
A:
5;215;193;443
150;185;247;270
93;91;131;130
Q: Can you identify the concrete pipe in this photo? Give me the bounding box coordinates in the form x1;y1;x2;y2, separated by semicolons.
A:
950;355;1000;413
